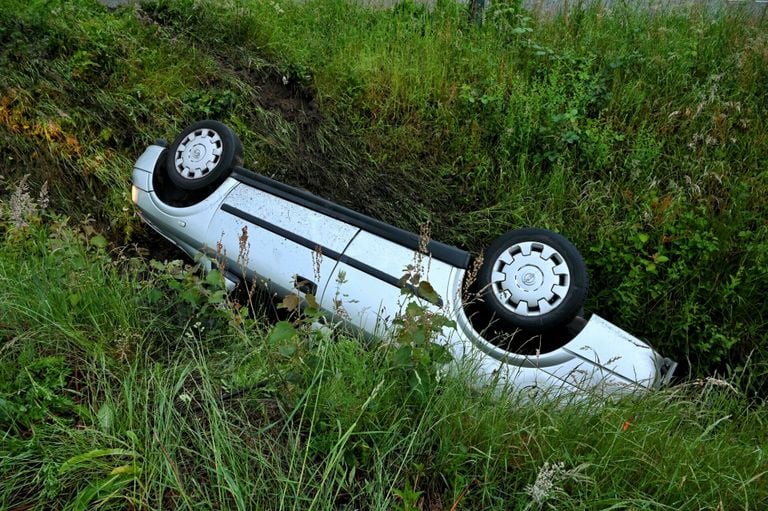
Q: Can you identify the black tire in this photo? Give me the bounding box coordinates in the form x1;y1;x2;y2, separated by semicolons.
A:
476;228;588;333
166;120;243;191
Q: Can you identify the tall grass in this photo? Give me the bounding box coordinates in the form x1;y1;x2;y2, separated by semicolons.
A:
170;0;768;379
0;190;766;509
2;233;767;509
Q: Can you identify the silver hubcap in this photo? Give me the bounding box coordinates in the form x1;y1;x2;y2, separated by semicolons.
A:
174;128;223;180
491;241;571;317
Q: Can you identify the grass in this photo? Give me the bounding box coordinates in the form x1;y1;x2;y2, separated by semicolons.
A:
1;216;766;509
1;0;768;508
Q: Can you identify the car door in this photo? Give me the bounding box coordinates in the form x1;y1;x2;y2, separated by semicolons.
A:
322;228;468;337
206;180;360;301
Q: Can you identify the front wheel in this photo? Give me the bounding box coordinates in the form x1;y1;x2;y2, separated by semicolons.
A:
476;228;588;333
166;120;243;191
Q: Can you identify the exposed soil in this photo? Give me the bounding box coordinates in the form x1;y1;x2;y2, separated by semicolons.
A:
126;224;193;263
255;75;321;127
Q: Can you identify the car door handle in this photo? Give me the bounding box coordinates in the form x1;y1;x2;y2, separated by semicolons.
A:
294;275;318;295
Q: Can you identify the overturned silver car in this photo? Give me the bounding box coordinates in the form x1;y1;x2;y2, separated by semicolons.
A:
132;120;676;397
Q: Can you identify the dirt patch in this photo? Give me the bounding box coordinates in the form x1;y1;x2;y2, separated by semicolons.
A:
256;74;321;127
136;3;321;129
209;56;421;233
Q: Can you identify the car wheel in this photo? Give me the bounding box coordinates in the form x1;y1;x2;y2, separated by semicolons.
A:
166;120;243;191
476;228;588;333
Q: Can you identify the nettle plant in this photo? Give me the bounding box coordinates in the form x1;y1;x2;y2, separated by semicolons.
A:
260;224;456;396
263;268;455;395
392;267;455;394
148;259;234;332
390;225;455;394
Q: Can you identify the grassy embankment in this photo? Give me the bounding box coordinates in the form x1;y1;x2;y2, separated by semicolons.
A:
1;0;767;509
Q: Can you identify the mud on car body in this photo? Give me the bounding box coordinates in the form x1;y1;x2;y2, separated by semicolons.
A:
131;120;676;397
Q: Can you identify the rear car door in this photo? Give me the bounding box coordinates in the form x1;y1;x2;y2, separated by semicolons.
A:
323;227;469;337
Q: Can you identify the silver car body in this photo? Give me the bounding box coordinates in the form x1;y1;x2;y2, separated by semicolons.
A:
132;144;676;397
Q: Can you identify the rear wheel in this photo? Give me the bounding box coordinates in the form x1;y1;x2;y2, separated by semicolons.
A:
476;228;588;333
166;120;243;191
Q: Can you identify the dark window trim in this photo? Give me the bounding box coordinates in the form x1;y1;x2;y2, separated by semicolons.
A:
231;167;470;269
221;204;443;307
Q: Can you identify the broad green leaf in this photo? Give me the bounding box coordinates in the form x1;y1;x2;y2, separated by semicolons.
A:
90;235;107;249
97;403;114;432
305;293;319;309
279;344;297;358
393;346;412;366
205;269;222;286
180;288;200;306
268;321;296;344
110;464;138;476
68;293;81;307
146;288;162;304
279;294;300;311
417;281;441;305
411;327;426;345
430;344;453;364
208;290;227;304
405;301;422;316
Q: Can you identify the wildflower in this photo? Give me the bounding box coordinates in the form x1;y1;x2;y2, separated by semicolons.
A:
526;461;566;506
525;461;591;509
270;1;284;15
7;174;49;228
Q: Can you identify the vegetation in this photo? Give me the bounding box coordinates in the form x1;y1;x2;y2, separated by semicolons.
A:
1;0;767;508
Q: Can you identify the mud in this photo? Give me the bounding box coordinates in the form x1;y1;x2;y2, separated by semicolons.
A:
255;75;321;127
